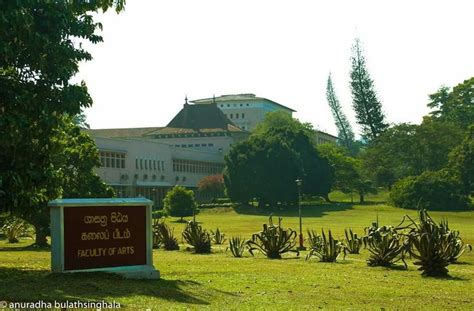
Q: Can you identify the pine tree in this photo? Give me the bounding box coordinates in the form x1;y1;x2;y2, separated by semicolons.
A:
350;39;388;140
326;73;355;149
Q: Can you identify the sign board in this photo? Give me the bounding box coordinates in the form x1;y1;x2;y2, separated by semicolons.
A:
48;198;159;279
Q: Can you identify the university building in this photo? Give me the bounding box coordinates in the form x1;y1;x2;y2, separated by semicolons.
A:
87;94;337;208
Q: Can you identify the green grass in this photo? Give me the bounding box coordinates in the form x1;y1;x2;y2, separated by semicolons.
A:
1;191;473;310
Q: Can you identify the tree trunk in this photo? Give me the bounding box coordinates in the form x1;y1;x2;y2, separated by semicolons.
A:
359;193;365;203
33;224;49;247
323;194;331;202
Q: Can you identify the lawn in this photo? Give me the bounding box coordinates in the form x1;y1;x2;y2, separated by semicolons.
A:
1;192;473;310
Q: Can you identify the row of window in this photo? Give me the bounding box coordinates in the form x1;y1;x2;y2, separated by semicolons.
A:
100;151;126;169
172;159;224;174
135;158;165;171
154;132;228;139
220;103;250;108
225;113;245;119
174;143;214;148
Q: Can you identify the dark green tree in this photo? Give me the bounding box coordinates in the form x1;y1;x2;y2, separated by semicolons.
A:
163;186;197;221
447;126;474;195
428;77;474;129
225;117;334;206
350;39;388;140
0;1;124;245
326;73;355;150
361;119;464;189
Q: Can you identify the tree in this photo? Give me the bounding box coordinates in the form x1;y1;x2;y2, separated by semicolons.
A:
361;119;464;188
317;144;375;203
447;126;474;196
428;77;474;129
326;73;355;150
350;38;388;140
0;1;124;245
163;186;197;221
224;116;334;206
197;174;225;201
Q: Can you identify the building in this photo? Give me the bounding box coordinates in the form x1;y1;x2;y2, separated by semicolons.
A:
87;94;337;207
91;136;226;208
314;130;339;145
191;93;295;131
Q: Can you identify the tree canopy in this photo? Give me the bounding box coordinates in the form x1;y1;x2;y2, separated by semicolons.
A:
225;115;333;206
350;39;388;141
0;1;124;245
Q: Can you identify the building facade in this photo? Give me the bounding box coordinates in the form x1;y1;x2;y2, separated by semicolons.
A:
191;94;295;131
88;94;338;208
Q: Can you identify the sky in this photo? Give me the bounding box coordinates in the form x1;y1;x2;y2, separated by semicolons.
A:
77;0;474;137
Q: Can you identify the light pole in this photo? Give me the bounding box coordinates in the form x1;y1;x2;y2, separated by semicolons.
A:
295;178;306;250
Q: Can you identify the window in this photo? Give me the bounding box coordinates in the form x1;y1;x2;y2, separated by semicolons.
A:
100;151;126;169
209;143;214;147
230;114;233;119
227;104;230;107
202;143;207;147
220;104;223;107
135;158;138;169
145;159;147;170
236;114;239;119
242;113;245;118
153;160;156;170
240;104;243;106
246;103;249;106
175;145;180;147
140;159;143;170
195;144;200;147
188;144;193;147
181;144;186;147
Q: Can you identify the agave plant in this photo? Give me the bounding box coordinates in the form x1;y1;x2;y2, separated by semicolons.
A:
307;229;323;249
228;236;247;258
1;217;34;243
440;219;472;263
363;222;407;268
247;216;298;259
182;221;211;254
344;228;362;254
153;219;179;250
406;210;458;276
306;229;345;262
211;227;226;245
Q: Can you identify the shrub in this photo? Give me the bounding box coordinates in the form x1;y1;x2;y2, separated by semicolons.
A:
198;174;225;201
1;217;34;243
163;185;197;221
182;221;211;254
306;229;345;262
152;219;179;250
440;220;472;263
344;228;362;254
228;236;247;258
406;209;469;276
390;170;469;210
247;216;298;259
363;222;407;268
211;228;226;245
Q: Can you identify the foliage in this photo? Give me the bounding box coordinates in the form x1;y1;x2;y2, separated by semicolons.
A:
1;217;34;243
306;229;345;262
0;1;123;245
228;236;247;258
326;73;356;151
225;114;334;205
428;77;474;129
447;126;474;196
182;221;211;254
362;120;464;188
318;144;376;202
247;216;298;259
344;228;362;254
363;222;407;268
152;219;179;251
390;170;469;211
211;228;226;245
198;174;225;201
163;186;197;221
440;220;472;263
405;210;454;276
349;38;388;140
